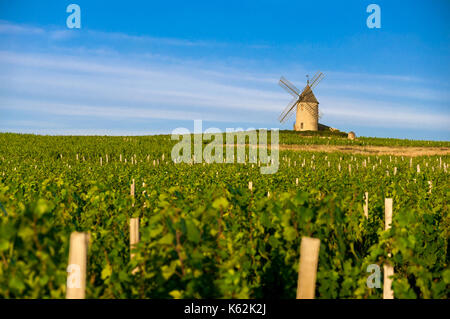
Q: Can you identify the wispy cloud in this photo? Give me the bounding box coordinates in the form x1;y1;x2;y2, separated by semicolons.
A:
320;97;450;130
0;20;264;49
0;20;449;138
85;29;226;47
0;20;44;35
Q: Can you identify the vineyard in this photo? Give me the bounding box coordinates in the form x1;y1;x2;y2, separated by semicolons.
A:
0;132;449;299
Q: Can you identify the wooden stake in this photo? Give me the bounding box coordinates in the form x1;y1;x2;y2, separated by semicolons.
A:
296;237;320;299
66;232;89;299
296;178;298;186
248;181;253;191
385;198;392;230
384;198;394;299
131;179;135;207
364;192;368;219
130;217;140;274
428;181;432;193
383;264;394;299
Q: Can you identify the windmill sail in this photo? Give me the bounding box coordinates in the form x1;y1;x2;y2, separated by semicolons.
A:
309;72;324;89
278;72;323;124
279;76;300;97
278;96;299;123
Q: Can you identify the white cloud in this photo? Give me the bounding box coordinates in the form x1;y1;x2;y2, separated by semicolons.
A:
0;20;449;136
0;98;201;121
320;96;450;130
0;20;44;35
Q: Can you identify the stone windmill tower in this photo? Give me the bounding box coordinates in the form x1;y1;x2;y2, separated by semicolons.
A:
278;71;324;131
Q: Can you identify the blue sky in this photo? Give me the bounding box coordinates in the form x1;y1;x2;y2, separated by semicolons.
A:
0;0;449;140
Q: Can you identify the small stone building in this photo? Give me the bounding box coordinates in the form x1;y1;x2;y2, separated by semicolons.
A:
348;131;356;140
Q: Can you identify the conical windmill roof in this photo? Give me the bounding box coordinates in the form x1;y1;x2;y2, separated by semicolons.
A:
301;85;319;104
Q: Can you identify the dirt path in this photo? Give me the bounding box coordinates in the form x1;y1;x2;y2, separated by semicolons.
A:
227;144;450;157
276;144;450;156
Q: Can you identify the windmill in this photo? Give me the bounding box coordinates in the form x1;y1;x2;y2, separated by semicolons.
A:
278;71;324;131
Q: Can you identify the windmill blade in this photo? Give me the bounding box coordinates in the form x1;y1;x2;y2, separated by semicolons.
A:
309;71;320;84
279;76;300;98
309;71;322;86
283;109;295;122
310;72;324;89
303;102;318;118
279;96;299;123
278;96;298;122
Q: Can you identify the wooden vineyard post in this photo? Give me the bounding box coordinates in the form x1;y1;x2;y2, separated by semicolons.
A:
384;198;392;234
383;198;394;299
66;232;90;299
129;177;139;274
296;237;321;299
428;181;432;194
363;192;369;219
248;181;253;191
130;217;140;274
131;178;135;207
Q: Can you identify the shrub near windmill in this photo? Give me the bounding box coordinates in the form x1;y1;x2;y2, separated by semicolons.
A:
278;71;324;131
